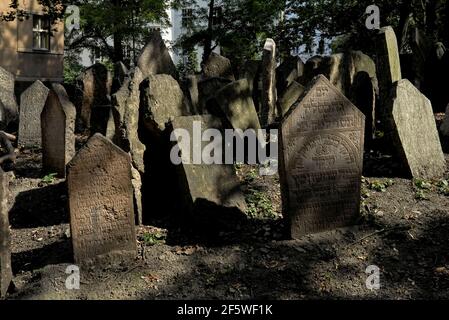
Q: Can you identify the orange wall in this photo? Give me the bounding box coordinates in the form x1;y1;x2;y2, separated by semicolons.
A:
0;0;64;82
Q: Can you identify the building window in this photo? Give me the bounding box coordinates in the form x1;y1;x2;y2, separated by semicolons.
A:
33;15;50;50
182;9;194;28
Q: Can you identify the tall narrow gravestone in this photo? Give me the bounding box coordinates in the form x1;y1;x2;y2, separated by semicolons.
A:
279;75;365;238
41;83;76;177
261;38;277;126
376;26;402;112
385;80;446;179
67;134;137;265
18;80;50;148
0;169;12;299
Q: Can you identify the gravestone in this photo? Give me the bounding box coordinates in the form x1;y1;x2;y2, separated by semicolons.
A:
385;79;446;179
0;169;12;299
18;80;50;148
111;67;146;173
41;83;76;177
278;81;305;117
277;56;304;95
77;63;111;129
202;53;235;81
376;26;402;110
441;104;449;137
279;75;365;238
137;30;178;80
140;74;191;134
170;115;247;214
0;67;19;128
0;67;14;92
209;79;261;131
198;77;233;114
261;38;277;126
67;133;137;265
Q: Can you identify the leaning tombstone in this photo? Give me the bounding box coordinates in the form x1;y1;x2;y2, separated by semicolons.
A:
67;133;137;265
278;81;305;117
276;56;304;96
261;38;277;126
0;169;12;299
385;79;446;179
208;79;261;131
111;61;129;94
375;26;402;112
18;80;50;148
279;75;365;238
169;115;247;216
198;77;233;114
41;83;76;177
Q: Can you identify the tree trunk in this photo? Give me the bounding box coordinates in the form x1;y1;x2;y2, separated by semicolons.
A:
202;0;215;65
112;0;124;63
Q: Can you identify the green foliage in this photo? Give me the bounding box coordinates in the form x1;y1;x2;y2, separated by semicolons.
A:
63;54;84;85
244;168;259;183
245;187;275;219
414;179;432;190
176;48;199;79
437;180;449;196
415;190;430;201
368;179;394;192
41;173;58;184
141;232;166;246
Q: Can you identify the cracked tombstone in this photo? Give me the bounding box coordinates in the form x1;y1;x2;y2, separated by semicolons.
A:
41;83;76;178
18;80;50;148
0;169;12;299
261;38;277;126
279;75;365;238
385;79;446;179
67;133;137;265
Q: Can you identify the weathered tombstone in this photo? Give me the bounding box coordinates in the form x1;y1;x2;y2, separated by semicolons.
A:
137;30;178;80
0;169;12;299
242;60;262;113
385;79;446;179
170;115;247;214
208;79;261;131
441;104;449;137
67;133;137;265
198;77;233;114
77;63;111;129
202;52;235;81
41;83;76;177
18;80;50;148
111;67;146;174
278;81;305;117
140;74;191;134
279;75;365;238
0;67;19;128
376;26;402;109
277;56;304;95
261;38;277;126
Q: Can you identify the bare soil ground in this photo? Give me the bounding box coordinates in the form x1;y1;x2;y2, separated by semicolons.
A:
4;135;449;300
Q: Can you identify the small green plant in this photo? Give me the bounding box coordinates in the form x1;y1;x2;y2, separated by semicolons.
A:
141;232;166;246
414;179;432;190
245;168;259;183
41;173;57;184
245;188;276;219
415;190;429;201
374;130;385;139
368;179;394;192
437;180;449;196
